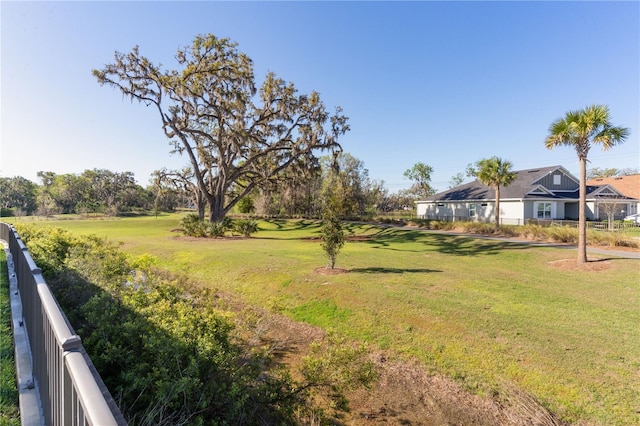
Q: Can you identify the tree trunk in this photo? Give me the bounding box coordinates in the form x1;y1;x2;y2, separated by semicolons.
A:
577;157;588;263
494;185;501;231
194;188;206;221
208;191;226;222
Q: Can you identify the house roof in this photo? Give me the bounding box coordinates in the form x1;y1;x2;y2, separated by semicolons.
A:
586;175;640;200
422;165;628;203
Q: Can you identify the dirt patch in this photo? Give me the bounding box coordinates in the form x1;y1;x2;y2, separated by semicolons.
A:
234;298;563;426
170;235;247;242
314;266;350;275
547;258;612;271
302;235;372;242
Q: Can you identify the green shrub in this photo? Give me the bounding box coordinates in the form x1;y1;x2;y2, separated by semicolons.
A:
208;220;229;238
234;219;258;238
301;331;376;413
182;215;234;238
181;213;208;237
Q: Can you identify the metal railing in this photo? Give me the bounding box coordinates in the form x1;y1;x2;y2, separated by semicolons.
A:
524;219;639;232
1;222;126;426
416;215;526;226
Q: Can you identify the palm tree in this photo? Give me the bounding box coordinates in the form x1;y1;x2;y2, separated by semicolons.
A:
471;157;516;230
545;104;629;264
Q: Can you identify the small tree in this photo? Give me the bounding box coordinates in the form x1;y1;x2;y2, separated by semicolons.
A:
320;209;344;270
403;162;436;198
597;198;626;231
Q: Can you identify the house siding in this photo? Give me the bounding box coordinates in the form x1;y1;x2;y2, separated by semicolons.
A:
533;172;578;191
499;201;523;224
523;201;534;219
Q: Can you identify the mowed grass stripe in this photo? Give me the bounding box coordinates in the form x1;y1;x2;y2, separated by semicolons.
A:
14;214;640;425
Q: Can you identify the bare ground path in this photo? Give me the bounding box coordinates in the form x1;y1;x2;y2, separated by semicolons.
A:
259;309;565;426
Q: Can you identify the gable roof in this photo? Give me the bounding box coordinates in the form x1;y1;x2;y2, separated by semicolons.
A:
422;165;625;202
586;175;640;200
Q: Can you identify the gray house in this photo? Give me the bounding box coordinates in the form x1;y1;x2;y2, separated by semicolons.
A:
415;165;634;225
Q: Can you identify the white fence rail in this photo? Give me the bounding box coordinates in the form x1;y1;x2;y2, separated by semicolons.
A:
416;215;638;231
1;222;126;426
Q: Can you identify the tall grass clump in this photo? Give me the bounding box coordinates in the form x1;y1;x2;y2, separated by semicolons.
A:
520;224;547;240
457;221;497;234
546;226;578;243
589;229;640;248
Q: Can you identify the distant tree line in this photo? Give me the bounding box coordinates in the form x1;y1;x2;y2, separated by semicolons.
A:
2;163;636;220
0;154;421;219
1;169;152;217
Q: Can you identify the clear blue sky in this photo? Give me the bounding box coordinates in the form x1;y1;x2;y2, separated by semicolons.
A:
2;1;638;192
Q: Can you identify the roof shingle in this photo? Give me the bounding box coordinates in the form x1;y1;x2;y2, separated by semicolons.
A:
586;175;640;199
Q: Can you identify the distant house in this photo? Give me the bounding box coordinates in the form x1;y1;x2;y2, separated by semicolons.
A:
415;165;636;225
586;174;640;218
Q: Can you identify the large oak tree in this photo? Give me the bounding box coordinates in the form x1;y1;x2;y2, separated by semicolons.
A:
94;34;349;222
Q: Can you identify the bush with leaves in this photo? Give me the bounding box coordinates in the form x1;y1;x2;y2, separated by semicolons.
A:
181;213;209;237
234;219;258;238
301;331;377;413
207;220;228;238
181;214;233;238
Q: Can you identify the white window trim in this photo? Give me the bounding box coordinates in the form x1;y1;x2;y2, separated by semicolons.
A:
534;201;554;219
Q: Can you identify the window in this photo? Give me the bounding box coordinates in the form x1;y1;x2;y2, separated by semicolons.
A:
553;174;562;185
469;203;477;217
537;202;552;219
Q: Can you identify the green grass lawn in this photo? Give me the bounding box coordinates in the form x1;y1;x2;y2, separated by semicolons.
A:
9;214;640;425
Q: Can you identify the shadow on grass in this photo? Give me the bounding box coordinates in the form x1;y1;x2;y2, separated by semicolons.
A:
260;221;543;258
362;229;533;257
350;267;442;274
263;219;322;231
255;219;323;240
428;234;533;256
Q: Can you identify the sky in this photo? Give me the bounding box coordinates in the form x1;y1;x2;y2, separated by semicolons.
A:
1;1;639;193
